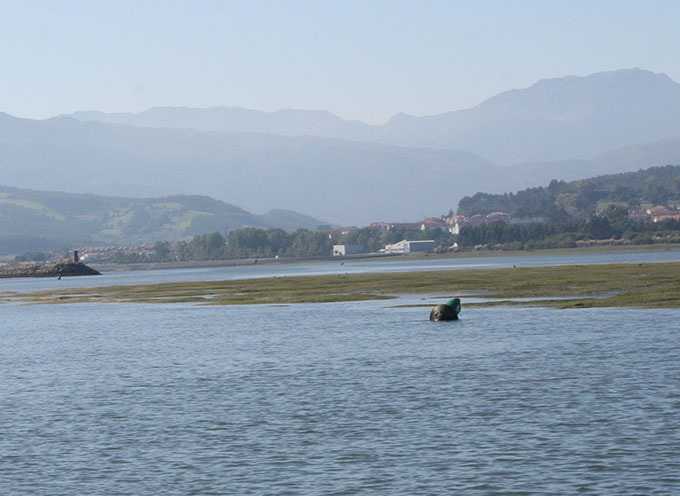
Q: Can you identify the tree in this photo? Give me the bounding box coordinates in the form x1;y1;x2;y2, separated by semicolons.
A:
154;240;171;259
291;230;332;257
602;205;629;223
584;215;612;239
266;229;291;257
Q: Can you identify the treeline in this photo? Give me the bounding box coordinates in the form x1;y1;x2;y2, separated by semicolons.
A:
458;206;680;250
106;226;454;263
174;226;452;261
170;229;331;260
457;164;680;219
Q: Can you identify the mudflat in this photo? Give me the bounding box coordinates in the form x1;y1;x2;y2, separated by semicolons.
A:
11;261;680;309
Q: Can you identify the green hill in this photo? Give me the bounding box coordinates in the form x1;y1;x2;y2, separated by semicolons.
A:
456;165;680;219
0;186;327;255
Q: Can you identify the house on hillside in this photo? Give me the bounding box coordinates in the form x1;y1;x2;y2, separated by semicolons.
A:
653;213;680;223
647;205;674;217
445;215;468;234
420;217;448;231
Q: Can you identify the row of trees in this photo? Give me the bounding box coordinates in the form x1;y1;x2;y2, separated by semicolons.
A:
101;225;455;263
168;226;454;262
170;229;333;261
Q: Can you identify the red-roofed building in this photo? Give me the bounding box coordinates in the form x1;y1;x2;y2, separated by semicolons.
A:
420;217;448;231
653;213;680;223
647;205;674;216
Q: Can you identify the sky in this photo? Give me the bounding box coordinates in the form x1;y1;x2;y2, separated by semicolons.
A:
1;0;679;124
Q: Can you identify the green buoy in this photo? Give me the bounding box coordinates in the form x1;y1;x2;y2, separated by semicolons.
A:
430;298;461;321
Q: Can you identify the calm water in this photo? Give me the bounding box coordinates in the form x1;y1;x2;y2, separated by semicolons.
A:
2;248;680;294
2;299;679;494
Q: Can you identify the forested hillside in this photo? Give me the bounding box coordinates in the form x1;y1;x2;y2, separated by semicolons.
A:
451;165;680;251
456;165;680;219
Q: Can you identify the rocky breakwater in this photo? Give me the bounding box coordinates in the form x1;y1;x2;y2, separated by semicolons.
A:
0;262;101;278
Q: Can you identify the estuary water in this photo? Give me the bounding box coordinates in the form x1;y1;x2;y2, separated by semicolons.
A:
2;250;680;494
2;299;679;494
2;247;680;294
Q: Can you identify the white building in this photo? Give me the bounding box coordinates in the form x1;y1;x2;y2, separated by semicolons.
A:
381;239;436;254
446;215;468;234
333;244;365;256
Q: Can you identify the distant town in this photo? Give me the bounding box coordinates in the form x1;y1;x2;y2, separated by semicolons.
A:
39;200;679;264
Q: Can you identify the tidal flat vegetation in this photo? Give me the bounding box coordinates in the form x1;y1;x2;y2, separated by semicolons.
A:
10;262;680;309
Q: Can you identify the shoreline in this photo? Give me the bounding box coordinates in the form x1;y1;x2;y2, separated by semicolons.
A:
88;243;680;272
88;252;400;272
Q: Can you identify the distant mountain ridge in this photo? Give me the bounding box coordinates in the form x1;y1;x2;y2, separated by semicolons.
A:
509;136;680;186
3;111;680;226
3;68;680;227
0;113;503;224
67;107;372;142
64;68;680;164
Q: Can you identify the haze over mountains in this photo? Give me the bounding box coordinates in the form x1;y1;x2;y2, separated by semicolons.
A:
0;114;499;224
66;68;680;165
2;68;680;227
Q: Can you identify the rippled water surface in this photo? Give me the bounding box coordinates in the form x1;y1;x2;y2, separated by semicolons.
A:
2;300;679;495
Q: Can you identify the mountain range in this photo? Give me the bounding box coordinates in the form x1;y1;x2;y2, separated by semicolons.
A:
1;68;680;229
0;113;502;224
66;68;680;165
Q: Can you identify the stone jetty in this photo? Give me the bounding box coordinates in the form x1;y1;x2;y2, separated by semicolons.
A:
0;262;101;278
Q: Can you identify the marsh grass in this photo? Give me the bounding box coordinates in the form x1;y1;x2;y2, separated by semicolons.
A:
12;262;680;309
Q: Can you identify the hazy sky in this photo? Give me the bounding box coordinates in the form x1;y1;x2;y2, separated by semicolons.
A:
1;0;679;124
